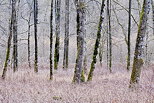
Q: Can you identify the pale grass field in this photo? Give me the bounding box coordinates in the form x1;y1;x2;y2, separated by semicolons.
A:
0;63;154;103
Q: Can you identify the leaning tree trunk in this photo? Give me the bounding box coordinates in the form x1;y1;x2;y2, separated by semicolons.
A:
12;0;18;72
54;0;61;70
87;0;106;81
127;0;132;71
63;0;69;69
73;0;86;83
129;0;150;88
2;17;13;79
50;0;54;80
34;0;38;73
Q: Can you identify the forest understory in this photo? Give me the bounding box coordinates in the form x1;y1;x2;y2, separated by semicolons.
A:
0;63;154;103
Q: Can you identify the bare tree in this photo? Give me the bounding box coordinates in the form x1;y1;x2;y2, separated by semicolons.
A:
73;0;86;83
2;16;13;79
54;0;61;70
127;0;132;71
12;0;18;72
129;0;150;88
87;0;106;81
50;0;54;80
34;0;38;72
63;0;69;69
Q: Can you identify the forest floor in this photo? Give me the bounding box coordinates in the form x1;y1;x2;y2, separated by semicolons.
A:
0;63;154;103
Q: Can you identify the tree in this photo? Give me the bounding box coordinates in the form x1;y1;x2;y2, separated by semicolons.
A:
151;0;154;36
54;0;61;70
107;0;112;72
2;16;13;79
87;0;106;81
63;0;69;69
127;0;132;71
50;0;53;80
73;0;86;83
129;0;150;88
12;0;18;72
34;0;38;72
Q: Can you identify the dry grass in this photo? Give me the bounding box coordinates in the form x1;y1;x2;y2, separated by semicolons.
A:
0;63;154;103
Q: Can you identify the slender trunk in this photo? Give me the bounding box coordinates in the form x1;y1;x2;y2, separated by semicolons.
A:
28;14;31;68
107;0;112;72
87;0;106;81
63;0;69;69
2;17;13;79
129;0;150;88
127;0;132;71
12;0;18;72
50;0;54;80
34;0;38;72
54;0;61;70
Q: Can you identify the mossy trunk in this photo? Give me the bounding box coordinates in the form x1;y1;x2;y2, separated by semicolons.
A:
2;18;13;79
34;0;38;73
129;0;150;88
50;0;54;80
54;0;61;70
73;0;86;83
87;0;106;81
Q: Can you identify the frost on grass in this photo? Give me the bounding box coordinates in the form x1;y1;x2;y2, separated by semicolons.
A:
0;64;154;103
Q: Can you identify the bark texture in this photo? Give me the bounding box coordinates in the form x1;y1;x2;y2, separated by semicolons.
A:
129;0;150;88
50;0;53;80
87;0;106;81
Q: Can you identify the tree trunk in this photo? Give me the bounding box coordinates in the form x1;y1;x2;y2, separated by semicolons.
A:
87;0;106;81
2;17;13;79
34;0;38;73
127;0;132;71
73;0;86;83
129;0;150;88
54;0;61;70
107;0;112;72
12;0;18;72
50;0;54;80
151;0;154;36
63;0;69;69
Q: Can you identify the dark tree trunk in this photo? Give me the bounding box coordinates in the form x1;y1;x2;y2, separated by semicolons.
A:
50;0;53;80
54;0;61;70
34;0;38;73
12;0;18;72
87;0;106;81
127;0;132;71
